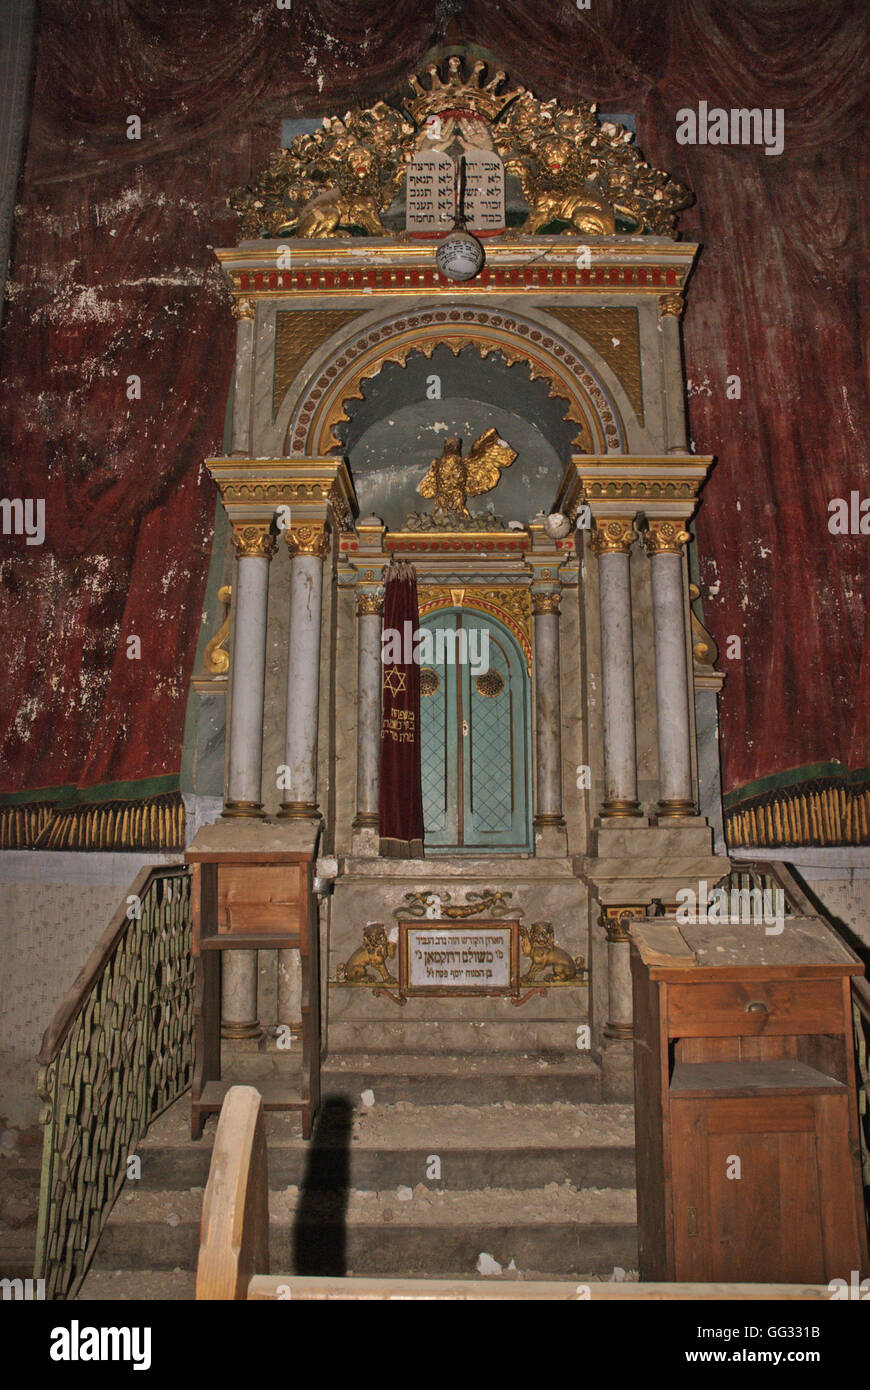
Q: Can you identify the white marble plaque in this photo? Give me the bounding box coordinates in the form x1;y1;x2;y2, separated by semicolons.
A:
462;148;505;232
405;924;513;991
405;152;455;233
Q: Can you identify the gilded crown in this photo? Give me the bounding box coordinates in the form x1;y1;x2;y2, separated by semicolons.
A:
404;57;523;126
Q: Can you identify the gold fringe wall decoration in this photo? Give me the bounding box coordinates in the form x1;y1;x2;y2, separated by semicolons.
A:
0;791;186;852
725;775;870;850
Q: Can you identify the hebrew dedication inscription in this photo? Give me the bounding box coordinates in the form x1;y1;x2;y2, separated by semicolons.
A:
405;923;513;992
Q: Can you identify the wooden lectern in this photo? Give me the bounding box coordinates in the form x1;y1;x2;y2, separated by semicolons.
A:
187;843;320;1140
630;913;868;1283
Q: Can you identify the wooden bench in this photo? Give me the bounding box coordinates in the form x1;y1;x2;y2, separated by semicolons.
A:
195;1086;834;1301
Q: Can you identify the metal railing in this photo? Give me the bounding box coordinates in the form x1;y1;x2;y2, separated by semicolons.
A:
33;866;193;1299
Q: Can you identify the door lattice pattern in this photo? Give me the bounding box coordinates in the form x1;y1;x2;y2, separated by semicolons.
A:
420;656;448;835
469;643;513;834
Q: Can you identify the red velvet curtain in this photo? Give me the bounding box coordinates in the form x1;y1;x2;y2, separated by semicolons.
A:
379;561;424;856
1;1;867;844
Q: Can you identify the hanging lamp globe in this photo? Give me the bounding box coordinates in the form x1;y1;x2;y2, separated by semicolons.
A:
435;153;485;282
436;227;485;281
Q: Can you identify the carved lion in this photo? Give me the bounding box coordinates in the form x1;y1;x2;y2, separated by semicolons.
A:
520;921;584;982
339;924;397;984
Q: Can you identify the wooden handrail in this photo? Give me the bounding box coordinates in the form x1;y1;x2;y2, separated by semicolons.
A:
196;1085;270;1300
37;863;186;1065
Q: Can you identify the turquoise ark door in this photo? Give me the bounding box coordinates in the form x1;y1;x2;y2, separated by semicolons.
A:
419;609;532;853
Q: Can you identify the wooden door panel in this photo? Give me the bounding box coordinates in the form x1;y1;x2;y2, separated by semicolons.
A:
419;612;457;846
671;1097;827;1283
420;609;531;852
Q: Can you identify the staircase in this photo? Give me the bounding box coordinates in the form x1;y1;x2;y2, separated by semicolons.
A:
78;1052;638;1299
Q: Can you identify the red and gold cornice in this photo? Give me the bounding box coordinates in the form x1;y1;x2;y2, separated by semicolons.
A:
217;238;698;303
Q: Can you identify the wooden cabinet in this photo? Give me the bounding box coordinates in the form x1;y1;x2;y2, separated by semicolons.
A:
630;915;868;1283
187;849;320;1140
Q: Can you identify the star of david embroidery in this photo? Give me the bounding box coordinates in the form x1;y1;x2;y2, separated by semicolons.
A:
383;667;407;696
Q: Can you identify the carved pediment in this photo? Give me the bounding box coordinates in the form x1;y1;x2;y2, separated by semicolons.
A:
228;55;692;240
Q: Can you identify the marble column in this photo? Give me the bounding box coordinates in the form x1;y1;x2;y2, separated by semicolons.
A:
277;947;302;1029
221;950;261;1040
601;906;644;1040
591;520;643;819
643;521;697;819
659;294;688;454
229;298;255;457
353;591;383;835
532;591;565;827
224;523;275;817
278;524;330;819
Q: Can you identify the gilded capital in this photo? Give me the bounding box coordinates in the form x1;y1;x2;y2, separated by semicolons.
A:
600;904;646;942
286;523;330;559
231;522;277;559
658;294;684;318
532;591;561;616
589;518;636;556
356;591;383;617
231;296;256;321
643;520;691;556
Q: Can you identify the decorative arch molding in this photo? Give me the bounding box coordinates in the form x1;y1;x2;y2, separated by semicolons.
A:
285;306;627;457
417;586;532;672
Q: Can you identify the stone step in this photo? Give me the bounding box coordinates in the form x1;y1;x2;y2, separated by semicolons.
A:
92;1183;638;1279
134;1099;636;1191
321;1051;602;1105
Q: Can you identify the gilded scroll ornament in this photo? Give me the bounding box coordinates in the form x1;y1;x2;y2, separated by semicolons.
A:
688;582;719;666
643;521;691;555
519;922;586;982
589;519;635;555
231;523;277;559
532;591;561;616
396;889;518;920
337;924;398;984
202;585;232;675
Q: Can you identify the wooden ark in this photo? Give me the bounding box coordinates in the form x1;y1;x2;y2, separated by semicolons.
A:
630;915;869;1284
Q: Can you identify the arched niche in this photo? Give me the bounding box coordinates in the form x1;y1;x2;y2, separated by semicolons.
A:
283;305;628;465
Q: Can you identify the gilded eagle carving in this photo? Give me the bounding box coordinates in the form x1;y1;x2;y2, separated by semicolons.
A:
417;430;517;517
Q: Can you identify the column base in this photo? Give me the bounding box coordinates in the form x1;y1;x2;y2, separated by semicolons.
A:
603;1021;634;1041
599;798;644;819
655;798;698;820
351;826;380;857
222;799;264;818
220;1019;262;1041
352;812;379;829
277;801;322;820
533;813;566;828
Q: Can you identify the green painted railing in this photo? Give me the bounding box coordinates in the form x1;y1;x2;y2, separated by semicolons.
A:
34;866;193;1299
